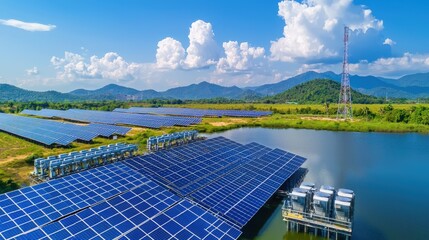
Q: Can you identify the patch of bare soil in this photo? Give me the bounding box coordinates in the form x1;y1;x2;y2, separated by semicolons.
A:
300;116;360;122
209;118;247;126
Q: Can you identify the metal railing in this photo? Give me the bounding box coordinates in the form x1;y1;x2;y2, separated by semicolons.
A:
282;206;352;232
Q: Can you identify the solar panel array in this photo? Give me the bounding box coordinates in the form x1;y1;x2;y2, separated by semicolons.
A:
0;136;306;239
1;168;241;239
22;109;201;128
0;113;129;146
0;163;147;239
123;136;306;228
114;107;273;118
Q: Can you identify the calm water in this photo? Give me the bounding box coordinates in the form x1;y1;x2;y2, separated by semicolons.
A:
206;128;429;240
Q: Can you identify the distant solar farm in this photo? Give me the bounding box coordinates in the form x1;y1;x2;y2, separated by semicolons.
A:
0;107;272;147
114;107;272;117
21;109;201;128
0;113;131;146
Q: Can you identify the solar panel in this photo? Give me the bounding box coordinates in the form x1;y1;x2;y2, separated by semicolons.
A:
15;182;181;240
191;148;306;227
0;163;147;239
114;107;273;118
15;197;241;240
87;123;131;136
121;200;241;240
0;113;124;146
22;109;201;129
0;136;304;239
123;136;306;228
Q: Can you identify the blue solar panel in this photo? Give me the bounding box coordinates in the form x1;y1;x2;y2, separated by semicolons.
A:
87;123;131;136
114;107;273;118
1;136;304;239
123;136;306;228
0;113;125;146
13;181;241;240
122;200;241;240
23;109;201;129
0;163;147;239
191;148;306;227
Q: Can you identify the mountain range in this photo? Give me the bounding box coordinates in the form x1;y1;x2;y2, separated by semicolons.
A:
1;71;429;102
265;79;381;104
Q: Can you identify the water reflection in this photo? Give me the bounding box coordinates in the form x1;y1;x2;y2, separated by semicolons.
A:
206;128;429;240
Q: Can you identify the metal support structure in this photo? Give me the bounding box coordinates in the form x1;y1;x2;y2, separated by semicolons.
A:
337;26;352;120
33;143;137;180
283;207;352;240
147;130;199;152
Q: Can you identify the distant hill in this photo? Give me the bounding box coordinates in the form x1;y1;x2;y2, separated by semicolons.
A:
161;81;260;100
0;84;79;102
68;81;261;100
251;71;429;99
251;71;340;96
380;72;429;87
266;79;382;104
69;84;141;100
2;71;429;102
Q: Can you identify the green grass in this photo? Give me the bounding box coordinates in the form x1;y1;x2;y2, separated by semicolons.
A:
166;103;429;114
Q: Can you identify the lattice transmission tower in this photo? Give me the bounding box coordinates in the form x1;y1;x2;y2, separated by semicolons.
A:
337;26;352;120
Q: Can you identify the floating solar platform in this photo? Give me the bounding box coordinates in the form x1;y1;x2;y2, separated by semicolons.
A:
0;136;305;239
0;113;128;146
22;109;201;129
123;136;306;228
114;107;273;118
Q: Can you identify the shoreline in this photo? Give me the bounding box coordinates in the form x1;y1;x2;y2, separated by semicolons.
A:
197;115;429;134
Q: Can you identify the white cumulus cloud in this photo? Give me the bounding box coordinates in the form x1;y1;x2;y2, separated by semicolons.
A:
350;53;429;77
155;20;218;70
383;38;396;46
26;67;39;76
0;19;56;32
183;20;218;69
156;37;185;69
51;52;141;81
270;0;385;62
216;41;265;73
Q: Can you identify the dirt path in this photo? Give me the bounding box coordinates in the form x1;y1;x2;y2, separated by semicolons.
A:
209;118;247;126
300;116;360;122
0;154;28;164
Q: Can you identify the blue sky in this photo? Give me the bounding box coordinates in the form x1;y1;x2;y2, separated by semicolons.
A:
1;0;429;92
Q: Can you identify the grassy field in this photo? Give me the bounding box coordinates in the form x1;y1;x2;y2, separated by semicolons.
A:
167;103;429;111
2;103;429;186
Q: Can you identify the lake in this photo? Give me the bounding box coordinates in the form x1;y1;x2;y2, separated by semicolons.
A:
206;128;429;240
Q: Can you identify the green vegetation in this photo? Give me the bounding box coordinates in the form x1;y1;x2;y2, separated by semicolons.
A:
0;179;20;194
264;79;382;104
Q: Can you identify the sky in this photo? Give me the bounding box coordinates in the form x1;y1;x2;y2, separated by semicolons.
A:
1;0;429;92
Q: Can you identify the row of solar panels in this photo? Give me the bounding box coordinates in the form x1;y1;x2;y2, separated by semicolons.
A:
22;109;201;128
0;160;241;239
0;113;130;146
34;143;138;178
0;136;305;239
114;107;273;118
123;136;306;228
